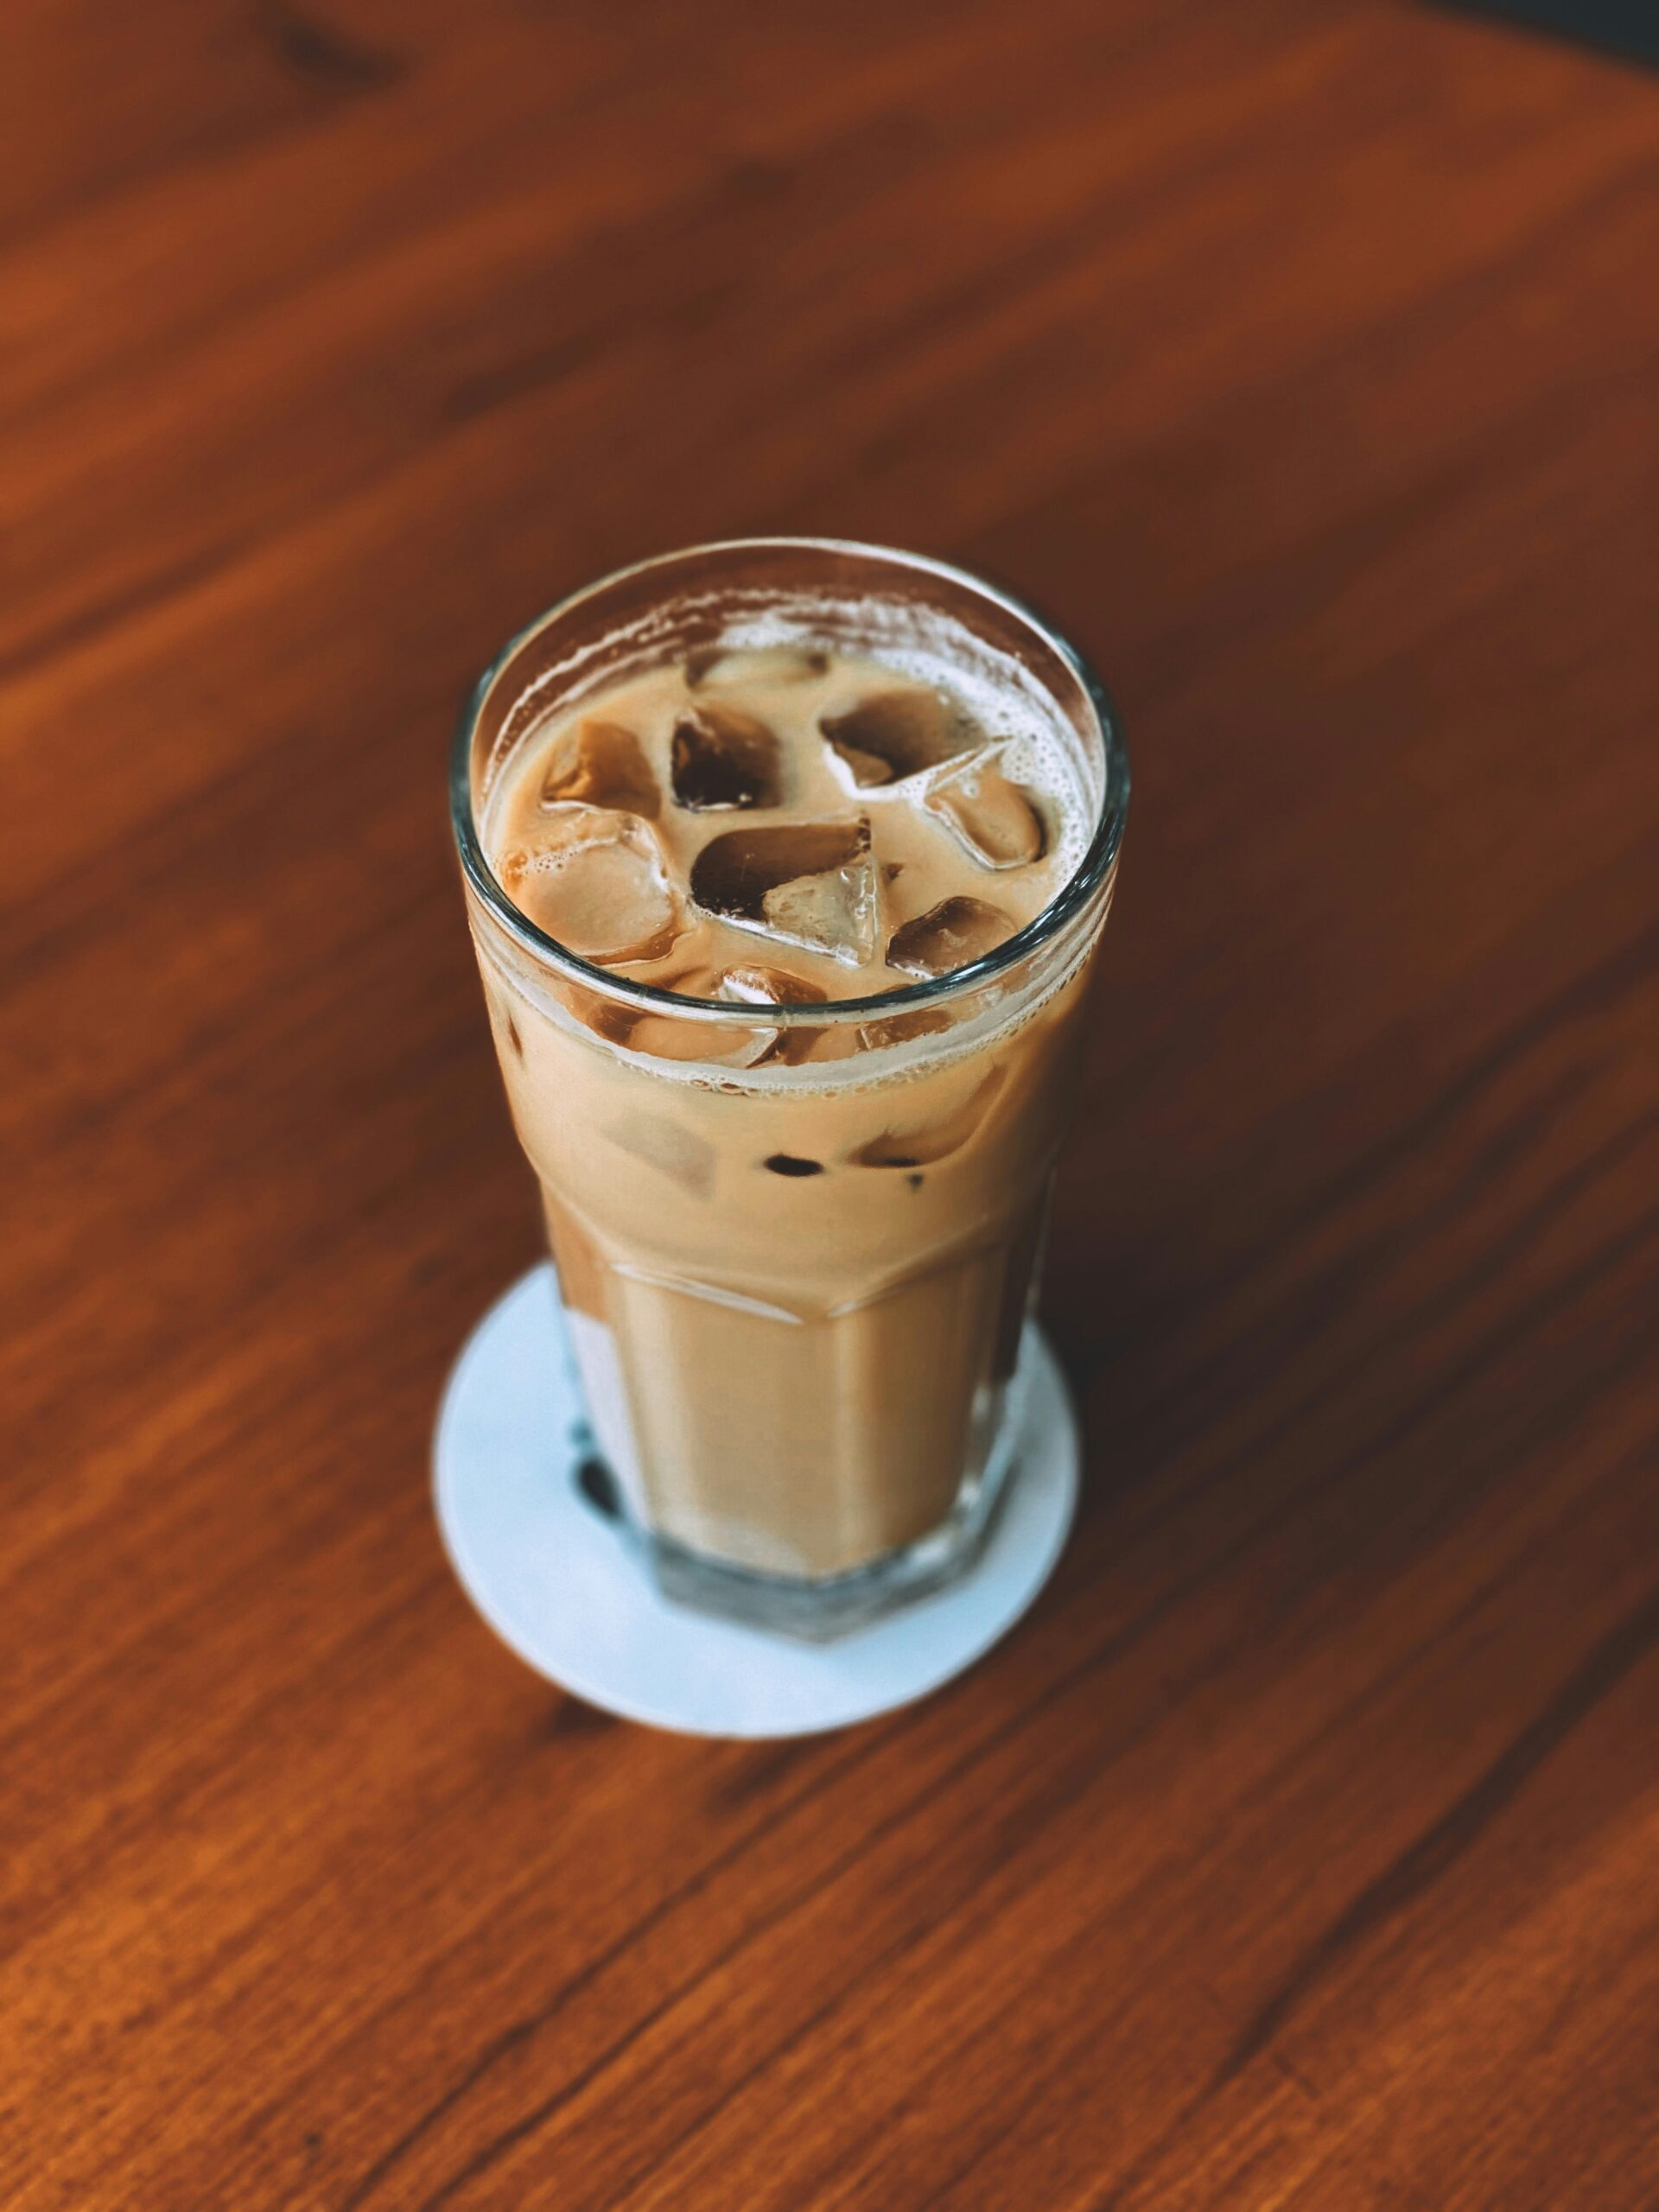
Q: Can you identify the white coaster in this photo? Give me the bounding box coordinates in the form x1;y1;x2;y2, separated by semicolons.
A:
434;1265;1079;1738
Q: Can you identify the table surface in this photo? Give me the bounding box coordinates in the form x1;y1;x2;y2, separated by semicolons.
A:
6;3;1659;2206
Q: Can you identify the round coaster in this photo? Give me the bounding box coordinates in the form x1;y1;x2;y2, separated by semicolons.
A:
434;1265;1079;1738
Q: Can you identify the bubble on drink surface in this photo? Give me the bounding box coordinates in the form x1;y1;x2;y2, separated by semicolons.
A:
671;702;783;810
691;818;880;967
819;686;978;789
501;805;683;966
850;1069;1006;1167
887;894;1014;980
923;745;1047;869
685;645;829;690
539;717;660;819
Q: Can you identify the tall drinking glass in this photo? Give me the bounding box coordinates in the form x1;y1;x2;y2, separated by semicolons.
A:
452;539;1128;1636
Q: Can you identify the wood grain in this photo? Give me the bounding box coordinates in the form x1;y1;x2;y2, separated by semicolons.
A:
4;3;1658;2205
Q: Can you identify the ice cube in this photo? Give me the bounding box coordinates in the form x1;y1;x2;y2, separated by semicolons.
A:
614;962;814;1069
607;1112;715;1198
539;717;660;818
762;871;876;966
820;687;976;787
501;805;683;966
887;895;1014;980
482;984;526;1063
690;819;879;967
855;1004;954;1051
623;1011;775;1069
851;1069;1006;1166
594;962;831;1069
713;966;829;1065
685;645;829;690
690;820;868;918
576;962;713;1052
671;702;783;810
575;990;640;1047
924;745;1046;868
715;965;830;1010
823;735;892;789
798;1024;863;1065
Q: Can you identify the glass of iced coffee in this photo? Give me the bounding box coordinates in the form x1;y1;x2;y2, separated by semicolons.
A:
451;539;1128;1637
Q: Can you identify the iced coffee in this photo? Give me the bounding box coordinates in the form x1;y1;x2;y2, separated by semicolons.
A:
453;541;1128;1633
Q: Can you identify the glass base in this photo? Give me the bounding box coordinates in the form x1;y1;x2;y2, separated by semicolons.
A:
645;1442;1022;1642
629;1354;1033;1643
435;1267;1079;1731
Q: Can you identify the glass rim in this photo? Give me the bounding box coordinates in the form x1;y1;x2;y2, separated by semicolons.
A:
448;536;1130;1024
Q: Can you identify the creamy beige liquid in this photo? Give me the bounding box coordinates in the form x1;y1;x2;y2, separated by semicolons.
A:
474;645;1105;1583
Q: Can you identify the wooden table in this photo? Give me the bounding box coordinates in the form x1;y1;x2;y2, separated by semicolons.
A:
7;3;1658;2204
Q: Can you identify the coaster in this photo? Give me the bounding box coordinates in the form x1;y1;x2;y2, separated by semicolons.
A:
434;1264;1080;1738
